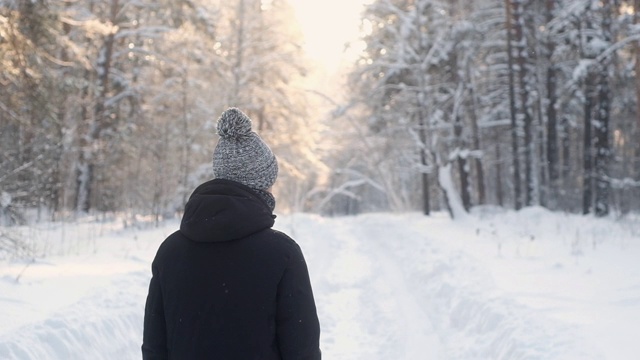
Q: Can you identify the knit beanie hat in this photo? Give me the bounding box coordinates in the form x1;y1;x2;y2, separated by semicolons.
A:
213;108;278;192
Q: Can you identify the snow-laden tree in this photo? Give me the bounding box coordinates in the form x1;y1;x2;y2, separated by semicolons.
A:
547;0;614;216
0;0;73;219
338;0;640;216
124;0;223;218
343;0;493;217
2;0;640;220
345;0;446;215
209;0;326;212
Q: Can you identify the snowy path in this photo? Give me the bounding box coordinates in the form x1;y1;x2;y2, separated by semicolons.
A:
280;213;606;359
324;214;596;359
0;209;639;359
285;216;442;359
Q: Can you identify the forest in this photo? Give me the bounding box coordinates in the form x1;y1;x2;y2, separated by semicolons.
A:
1;0;640;225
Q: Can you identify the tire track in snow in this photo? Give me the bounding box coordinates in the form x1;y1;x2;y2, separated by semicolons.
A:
371;213;604;360
362;229;443;359
294;215;443;359
291;216;380;359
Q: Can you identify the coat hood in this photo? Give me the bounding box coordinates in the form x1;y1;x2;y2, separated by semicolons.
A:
179;179;275;242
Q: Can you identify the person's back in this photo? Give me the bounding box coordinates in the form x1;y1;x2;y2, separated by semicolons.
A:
142;108;321;359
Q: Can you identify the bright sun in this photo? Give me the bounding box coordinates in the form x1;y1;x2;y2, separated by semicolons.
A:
288;0;371;72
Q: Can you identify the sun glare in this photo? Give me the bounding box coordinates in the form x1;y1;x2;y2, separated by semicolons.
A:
289;0;371;71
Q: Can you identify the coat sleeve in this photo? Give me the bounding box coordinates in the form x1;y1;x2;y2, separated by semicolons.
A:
142;261;168;360
276;243;321;360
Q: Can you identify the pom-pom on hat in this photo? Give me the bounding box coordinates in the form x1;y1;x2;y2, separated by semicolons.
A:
213;108;278;191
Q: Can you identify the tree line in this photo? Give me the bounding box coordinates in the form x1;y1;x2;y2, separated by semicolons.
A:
0;0;324;224
2;0;640;224
330;0;640;217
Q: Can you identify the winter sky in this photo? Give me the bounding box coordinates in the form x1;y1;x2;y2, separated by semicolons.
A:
288;0;371;71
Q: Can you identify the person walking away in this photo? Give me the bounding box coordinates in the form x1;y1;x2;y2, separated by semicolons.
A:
142;108;321;359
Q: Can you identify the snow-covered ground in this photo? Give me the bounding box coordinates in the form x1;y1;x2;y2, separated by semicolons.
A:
0;207;639;359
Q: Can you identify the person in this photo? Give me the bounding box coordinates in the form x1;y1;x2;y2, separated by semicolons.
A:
142;108;321;359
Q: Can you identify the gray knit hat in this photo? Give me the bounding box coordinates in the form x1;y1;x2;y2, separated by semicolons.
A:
212;108;278;190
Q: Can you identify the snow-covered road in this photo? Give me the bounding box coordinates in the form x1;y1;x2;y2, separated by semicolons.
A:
291;216;442;359
0;208;639;359
285;213;603;359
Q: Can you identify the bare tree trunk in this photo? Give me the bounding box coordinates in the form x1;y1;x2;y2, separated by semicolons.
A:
180;63;191;206
505;0;522;210
560;115;571;202
634;0;640;211
495;141;504;206
417;101;431;215
467;62;486;205
454;116;471;211
579;13;600;216
582;73;594;215
450;0;470;213
450;53;471;212
594;67;610;217
513;0;534;206
545;0;559;209
414;5;431;216
75;0;120;212
594;0;612;217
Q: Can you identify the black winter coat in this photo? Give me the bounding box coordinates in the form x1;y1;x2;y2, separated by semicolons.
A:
142;179;321;360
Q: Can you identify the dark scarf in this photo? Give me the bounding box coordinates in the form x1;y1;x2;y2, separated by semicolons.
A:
253;189;276;212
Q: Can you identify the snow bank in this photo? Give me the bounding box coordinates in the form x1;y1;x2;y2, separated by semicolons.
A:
0;272;148;360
